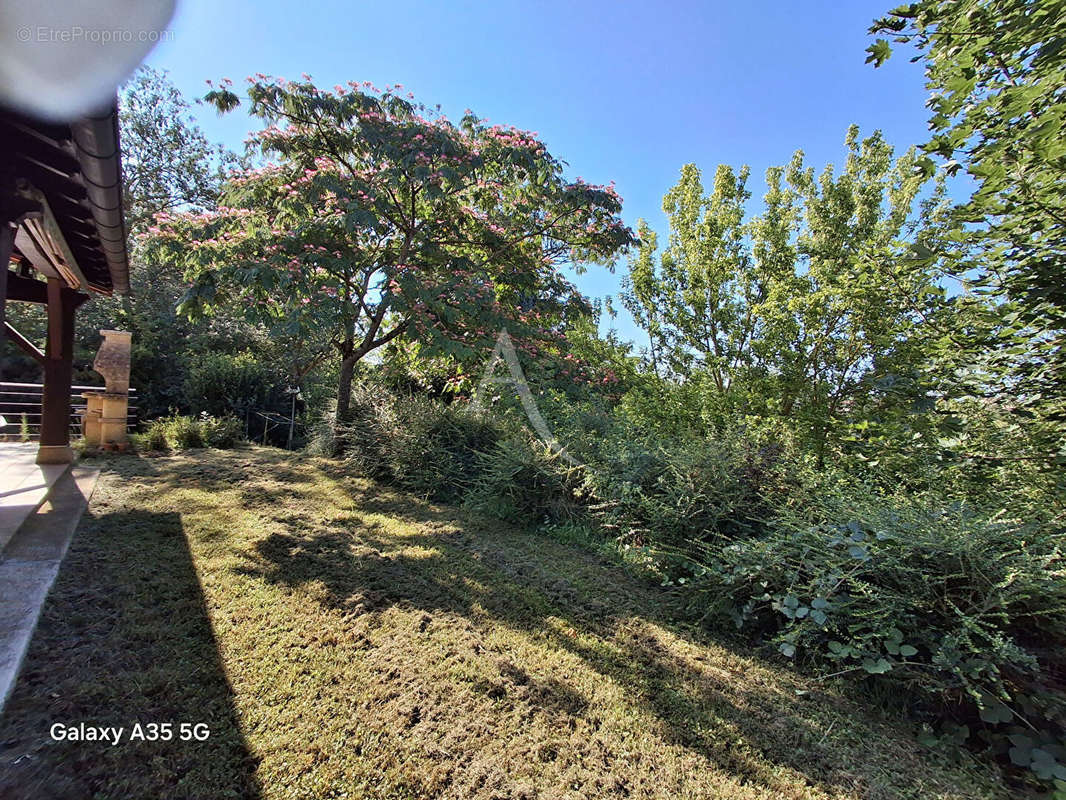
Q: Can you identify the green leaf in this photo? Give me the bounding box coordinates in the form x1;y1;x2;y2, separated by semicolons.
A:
1009;745;1032;767
1009;734;1034;749
865;38;893;67
978;702;1012;724
862;657;892;674
848;544;869;560
1030;748;1063;781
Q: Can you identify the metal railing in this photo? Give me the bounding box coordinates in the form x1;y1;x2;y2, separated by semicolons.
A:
0;381;138;440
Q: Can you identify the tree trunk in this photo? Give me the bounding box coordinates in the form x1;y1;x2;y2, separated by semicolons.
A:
336;352;358;421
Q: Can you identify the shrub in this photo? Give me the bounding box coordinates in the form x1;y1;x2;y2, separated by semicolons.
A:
465;435;585;523
385;399;503;502
587;434;750;545
142;420;170;451
200;413;243;449
336;382;399;478
327;381;799;539
576;421;801;547
330;382;506;502
167;415;204;449
138;413;243;451
681;487;1066;785
306;412;343;458
183;351;278;418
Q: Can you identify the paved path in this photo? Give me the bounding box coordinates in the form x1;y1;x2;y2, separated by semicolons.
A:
0;443;71;554
0;466;100;712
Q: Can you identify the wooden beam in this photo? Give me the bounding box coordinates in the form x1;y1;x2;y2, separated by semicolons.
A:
5;270;49;303
0;222;10;334
68;287;89;310
3;321;45;363
15;185;90;291
46;276;63;360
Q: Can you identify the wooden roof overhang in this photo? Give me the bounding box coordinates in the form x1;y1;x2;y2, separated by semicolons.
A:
1;101;130;464
1;102;130;297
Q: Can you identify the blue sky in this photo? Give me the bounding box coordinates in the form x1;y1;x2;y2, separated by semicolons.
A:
144;0;938;348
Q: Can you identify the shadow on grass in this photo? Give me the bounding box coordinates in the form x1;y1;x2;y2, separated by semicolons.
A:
233;481;937;798
37;449;991;797
0;510;260;800
85;445;317;497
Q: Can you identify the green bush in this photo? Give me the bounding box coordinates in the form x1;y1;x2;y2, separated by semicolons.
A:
200;413;243;448
142;421;170;451
581;428;781;546
680;487;1066;784
465;435;585;523
386;399;503;502
168;415;204;449
306;412;344;458
327;381;798;539
183;351;278;418
139;413;243;451
330;382;505;502
335;382;399;479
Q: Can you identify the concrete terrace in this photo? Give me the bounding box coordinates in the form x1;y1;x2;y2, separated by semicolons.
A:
0;443;98;710
0;443;70;553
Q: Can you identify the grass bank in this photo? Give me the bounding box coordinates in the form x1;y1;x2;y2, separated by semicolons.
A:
0;447;1007;799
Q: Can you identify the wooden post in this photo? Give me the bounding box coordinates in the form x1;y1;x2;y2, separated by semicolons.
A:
0;221;11;338
36;277;81;464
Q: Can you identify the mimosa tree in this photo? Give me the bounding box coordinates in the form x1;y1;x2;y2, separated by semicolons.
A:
145;76;634;416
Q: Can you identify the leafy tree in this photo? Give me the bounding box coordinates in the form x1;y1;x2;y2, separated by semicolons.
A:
119;65;236;236
82;68;244;415
375;302;627;407
622;164;755;390
768;129;948;463
624;127;951;463
147;77;635;417
869;0;1066;467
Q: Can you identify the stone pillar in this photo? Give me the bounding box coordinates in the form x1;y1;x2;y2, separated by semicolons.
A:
98;392;129;446
94;330;132;394
83;329;131;449
81;393;103;445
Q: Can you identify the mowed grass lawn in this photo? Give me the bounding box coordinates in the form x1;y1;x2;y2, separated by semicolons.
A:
0;447;1007;799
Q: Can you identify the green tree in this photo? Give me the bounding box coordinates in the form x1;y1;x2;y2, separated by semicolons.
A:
869;0;1066;467
119;66;236;237
624;127;950;463
623;164;755;390
148;77;634;418
767;128;946;463
86;67;244;415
